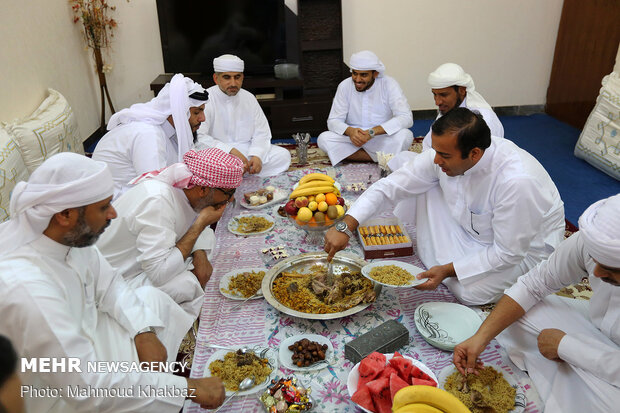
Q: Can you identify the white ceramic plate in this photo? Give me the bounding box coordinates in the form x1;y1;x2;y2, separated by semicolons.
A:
361;260;426;288
346;353;438;413
203;346;278;397
227;213;275;236
414;302;483;351
278;334;334;372
239;188;287;210
219;268;267;300
437;365;527;413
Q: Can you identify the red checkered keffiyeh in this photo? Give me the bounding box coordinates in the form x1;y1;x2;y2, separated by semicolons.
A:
184;148;244;188
129;148;244;189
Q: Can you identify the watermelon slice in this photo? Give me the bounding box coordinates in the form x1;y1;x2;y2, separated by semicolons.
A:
411;377;437;387
410;365;434;382
378;365;398;379
389;356;413;382
358;357;384;388
366;377;392;413
389;373;410;401
351;385;376;413
366;351;387;365
393;351;403;358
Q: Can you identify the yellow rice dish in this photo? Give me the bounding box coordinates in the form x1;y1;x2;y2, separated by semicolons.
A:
235;216;273;233
272;265;376;314
445;366;516;413
209;350;272;392
368;265;414;285
223;270;266;298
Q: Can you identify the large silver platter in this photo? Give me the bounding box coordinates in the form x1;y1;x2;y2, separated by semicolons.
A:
261;251;381;320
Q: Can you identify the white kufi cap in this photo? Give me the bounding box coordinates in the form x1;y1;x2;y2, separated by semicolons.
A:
213;54;245;73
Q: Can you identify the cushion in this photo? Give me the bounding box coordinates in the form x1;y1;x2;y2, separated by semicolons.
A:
2;89;84;174
0;127;29;222
574;72;620;180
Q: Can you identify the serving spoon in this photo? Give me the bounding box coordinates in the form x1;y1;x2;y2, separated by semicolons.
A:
213;376;255;412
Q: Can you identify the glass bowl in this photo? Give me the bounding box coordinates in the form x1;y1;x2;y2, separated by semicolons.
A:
285;205;347;243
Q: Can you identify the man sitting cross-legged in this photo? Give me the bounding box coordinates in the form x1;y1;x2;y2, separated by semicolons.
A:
0;153;225;412
97;148;244;319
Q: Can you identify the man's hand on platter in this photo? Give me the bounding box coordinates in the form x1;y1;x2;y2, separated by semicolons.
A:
348;128;371;147
192;250;213;288
453;335;487;375
135;332;167;368
187;377;226;409
538;328;566;360
196;205;226;228
414;263;456;290
248;156;263;174
324;227;349;261
230;148;250;173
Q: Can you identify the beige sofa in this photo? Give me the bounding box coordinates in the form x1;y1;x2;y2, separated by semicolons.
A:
0;89;84;222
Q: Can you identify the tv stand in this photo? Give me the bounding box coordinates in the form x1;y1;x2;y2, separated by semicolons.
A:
150;74;332;139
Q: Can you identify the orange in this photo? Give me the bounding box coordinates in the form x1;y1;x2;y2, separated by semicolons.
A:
325;192;338;206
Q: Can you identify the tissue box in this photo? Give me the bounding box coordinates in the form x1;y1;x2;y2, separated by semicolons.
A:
344;320;410;364
357;218;414;259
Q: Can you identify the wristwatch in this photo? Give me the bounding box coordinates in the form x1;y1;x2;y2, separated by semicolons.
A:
368;128;375;138
135;326;157;336
335;221;354;238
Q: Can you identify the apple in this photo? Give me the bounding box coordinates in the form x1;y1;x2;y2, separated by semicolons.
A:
295;196;309;208
337;197;345;206
284;200;298;215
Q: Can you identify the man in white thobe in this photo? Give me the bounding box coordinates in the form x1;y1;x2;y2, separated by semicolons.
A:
454;194;620;412
97;148;244;319
325;108;565;305
93;74;210;199
0;153;225;412
389;63;505;222
196;54;291;176
317;50;414;165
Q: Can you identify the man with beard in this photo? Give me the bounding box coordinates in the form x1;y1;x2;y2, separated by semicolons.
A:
317;50;413;165
196;54;291;176
0;153;226;412
454;194;620;412
97;148;244;319
93;74;210;199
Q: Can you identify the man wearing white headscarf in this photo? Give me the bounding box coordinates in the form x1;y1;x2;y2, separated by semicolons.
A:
97;148;244;319
454;194;620;412
388;63;505;226
196;54;291;176
317;50;413;165
93;74;210;199
0;153;226;412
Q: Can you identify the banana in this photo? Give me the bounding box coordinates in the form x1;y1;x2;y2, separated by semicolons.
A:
294;180;336;191
392;386;471;413
394;403;445;413
289;186;336;199
298;173;334;185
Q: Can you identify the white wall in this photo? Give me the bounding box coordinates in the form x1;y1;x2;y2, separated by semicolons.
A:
0;0;563;140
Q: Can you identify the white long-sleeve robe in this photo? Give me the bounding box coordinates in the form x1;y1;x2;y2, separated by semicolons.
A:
92;121;179;200
498;232;620;412
348;137;565;304
196;86;291;176
0;236;192;413
96;179;214;318
317;75;414;165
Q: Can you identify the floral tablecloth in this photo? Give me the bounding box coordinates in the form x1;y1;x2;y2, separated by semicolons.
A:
184;164;543;412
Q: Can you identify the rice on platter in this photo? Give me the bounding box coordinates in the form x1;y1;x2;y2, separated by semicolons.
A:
368;265;414;285
223;270;266;298
235;216;273;233
209;350;272;391
444;366;516;413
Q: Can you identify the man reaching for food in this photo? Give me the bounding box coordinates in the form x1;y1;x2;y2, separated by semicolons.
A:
453;194;620;412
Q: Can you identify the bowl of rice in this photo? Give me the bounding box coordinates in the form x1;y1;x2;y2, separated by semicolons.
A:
361;260;426;287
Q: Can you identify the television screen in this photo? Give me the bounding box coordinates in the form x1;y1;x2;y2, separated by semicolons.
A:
156;0;296;76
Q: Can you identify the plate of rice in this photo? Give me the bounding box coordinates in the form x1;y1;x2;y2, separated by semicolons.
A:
219;268;267;300
438;365;526;413
361;260;426;287
228;213;275;236
205;347;278;396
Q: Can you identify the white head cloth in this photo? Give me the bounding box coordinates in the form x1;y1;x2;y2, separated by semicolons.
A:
106;74;208;162
0;153;114;257
578;193;620;268
349;50;385;77
427;63;492;110
213;54;245;73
